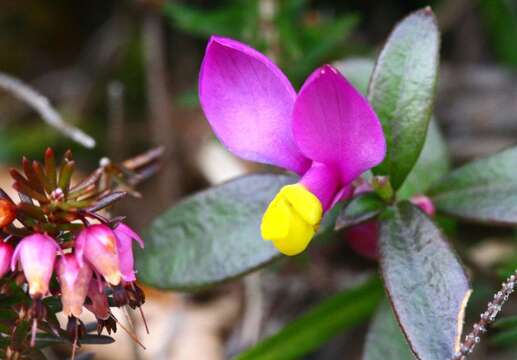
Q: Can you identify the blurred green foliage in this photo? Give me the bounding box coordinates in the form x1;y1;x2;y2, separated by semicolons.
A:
479;0;517;67
163;0;358;86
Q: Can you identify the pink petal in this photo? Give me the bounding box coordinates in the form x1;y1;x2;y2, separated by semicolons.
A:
74;230;86;267
114;230;136;282
0;242;13;277
115;223;144;248
292;65;386;184
199;36;310;175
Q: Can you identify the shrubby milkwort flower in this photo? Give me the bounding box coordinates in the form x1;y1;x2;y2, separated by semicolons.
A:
199;36;386;255
0;148;159;357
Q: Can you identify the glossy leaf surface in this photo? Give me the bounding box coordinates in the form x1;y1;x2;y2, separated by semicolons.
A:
364;299;415;360
430;146;517;225
368;8;440;189
136;174;295;291
379;202;470;360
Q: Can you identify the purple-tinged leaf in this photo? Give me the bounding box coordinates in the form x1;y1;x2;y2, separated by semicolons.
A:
335;192;385;231
429;146;517;226
369;8;440;189
379;202;470;360
364;299;415;360
136;173;295;290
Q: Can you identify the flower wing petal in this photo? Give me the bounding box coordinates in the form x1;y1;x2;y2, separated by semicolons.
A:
292;65;386;184
199;36;310;174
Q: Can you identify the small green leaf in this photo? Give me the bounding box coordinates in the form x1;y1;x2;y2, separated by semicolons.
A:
429;146;517;225
397;120;449;199
364;299;415;360
368;8;440;189
379;202;470;360
335;192;385;230
136;174;295;291
333;58;374;95
235;278;383;360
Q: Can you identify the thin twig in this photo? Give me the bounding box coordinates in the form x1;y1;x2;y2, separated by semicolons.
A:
453;270;517;359
0;72;95;148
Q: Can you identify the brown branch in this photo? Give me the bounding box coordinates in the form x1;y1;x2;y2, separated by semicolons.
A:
0;72;95;148
142;10;182;206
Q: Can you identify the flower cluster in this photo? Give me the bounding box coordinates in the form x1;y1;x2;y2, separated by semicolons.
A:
199;36;386;255
0;148;158;359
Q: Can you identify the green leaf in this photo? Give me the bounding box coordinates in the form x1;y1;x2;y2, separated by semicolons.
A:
235;278;383;360
364;299;415;360
379;202;470;360
136;174;295;291
163;1;259;41
333;58;374;95
429;146;517;225
397;120;450;199
287;15;358;83
368;8;440;189
334;192;385;230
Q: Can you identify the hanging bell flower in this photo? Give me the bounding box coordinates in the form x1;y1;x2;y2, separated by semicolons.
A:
56;254;93;318
75;224;123;286
113;223;144;283
11;234;59;298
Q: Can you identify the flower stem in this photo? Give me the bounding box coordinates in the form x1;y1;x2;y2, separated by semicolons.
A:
453;270;517;359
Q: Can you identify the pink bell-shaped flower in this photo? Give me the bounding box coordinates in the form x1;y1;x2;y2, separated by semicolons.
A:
199;37;386;255
113;223;144;282
0;241;13;278
56;254;93;318
75;224;122;286
11;233;59;297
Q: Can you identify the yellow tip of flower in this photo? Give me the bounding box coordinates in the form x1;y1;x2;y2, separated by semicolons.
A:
261;184;323;256
104;271;122;286
28;278;48;297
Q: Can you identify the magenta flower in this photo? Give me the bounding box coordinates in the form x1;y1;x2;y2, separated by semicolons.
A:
11;234;59;297
75;224;122;286
199;36;386;255
0;241;13;278
56;254;93;318
113;223;144;282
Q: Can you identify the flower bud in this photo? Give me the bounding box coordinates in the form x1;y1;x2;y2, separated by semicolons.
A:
113;223;144;282
75;225;122;286
410;195;435;217
11;234;58;297
0;199;16;228
56;255;92;318
0;242;14;278
85;280;110;320
345;220;379;260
